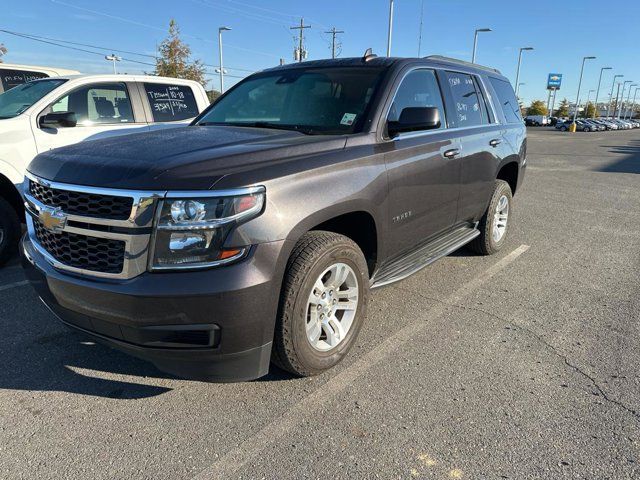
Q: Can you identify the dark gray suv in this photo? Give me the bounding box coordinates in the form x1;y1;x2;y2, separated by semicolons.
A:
21;54;526;381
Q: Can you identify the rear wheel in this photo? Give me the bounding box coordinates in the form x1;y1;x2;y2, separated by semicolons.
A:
272;231;369;377
469;180;512;256
0;197;20;267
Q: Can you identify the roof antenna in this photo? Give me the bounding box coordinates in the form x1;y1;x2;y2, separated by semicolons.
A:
362;48;377;62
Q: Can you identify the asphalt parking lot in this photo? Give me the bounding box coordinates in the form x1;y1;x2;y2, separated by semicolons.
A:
1;127;639;479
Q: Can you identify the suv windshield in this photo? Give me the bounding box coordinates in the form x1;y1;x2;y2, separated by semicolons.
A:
196;67;387;135
0;79;67;119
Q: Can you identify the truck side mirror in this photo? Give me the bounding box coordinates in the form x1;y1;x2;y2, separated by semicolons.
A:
39;112;77;129
387;107;441;138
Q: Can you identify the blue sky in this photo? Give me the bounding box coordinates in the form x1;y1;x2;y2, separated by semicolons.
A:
3;0;639;106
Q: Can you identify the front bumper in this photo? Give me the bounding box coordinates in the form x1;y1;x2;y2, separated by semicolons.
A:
21;235;289;382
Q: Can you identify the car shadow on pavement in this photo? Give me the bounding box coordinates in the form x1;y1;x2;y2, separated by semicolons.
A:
0;309;175;399
597;140;640;174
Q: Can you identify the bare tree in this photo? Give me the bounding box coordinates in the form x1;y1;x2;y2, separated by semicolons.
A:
0;43;7;63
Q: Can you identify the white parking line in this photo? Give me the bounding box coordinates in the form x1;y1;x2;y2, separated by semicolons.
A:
0;280;29;292
193;244;531;480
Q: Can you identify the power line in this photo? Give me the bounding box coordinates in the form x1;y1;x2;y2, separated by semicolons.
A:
0;29;256;73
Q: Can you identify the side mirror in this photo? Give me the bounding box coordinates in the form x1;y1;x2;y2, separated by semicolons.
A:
39;112;77;129
388;107;441;138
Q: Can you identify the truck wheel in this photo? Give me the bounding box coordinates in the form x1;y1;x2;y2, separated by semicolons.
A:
0;197;20;266
469;180;512;256
272;231;369;377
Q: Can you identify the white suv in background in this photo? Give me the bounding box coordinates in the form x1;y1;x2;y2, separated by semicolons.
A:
0;74;210;265
0;63;81;93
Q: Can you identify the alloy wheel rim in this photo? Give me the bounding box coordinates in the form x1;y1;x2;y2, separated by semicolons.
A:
305;262;359;352
492;195;509;242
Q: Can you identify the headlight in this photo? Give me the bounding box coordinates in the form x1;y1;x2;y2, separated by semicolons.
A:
150;188;265;270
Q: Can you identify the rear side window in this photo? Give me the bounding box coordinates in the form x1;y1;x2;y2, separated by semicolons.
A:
144;83;199;122
444;72;490;128
489;77;522;124
1;68;49;92
388;69;446;130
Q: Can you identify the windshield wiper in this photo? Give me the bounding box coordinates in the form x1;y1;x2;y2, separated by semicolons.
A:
198;121;317;135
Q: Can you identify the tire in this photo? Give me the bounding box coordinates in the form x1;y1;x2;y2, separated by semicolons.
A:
272;231;370;377
0;197;20;267
560;126;567;131
468;180;513;256
583;127;590;132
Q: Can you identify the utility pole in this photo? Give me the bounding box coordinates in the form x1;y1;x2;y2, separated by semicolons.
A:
472;28;492;64
325;27;344;59
593;67;612;118
572;56;595;126
386;0;394;57
607;74;623;118
417;0;425;56
618;80;632;118
291;18;311;63
612;82;622;120
217;26;231;93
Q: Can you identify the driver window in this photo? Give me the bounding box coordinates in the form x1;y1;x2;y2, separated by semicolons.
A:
388;69;446;130
47;82;134;126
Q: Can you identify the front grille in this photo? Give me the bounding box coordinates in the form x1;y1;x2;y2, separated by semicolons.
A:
34;223;125;274
29;180;133;220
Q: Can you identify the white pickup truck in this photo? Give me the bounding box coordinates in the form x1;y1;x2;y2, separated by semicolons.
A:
0;74;210;264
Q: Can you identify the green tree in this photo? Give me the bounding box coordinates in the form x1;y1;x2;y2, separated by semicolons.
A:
155;20;206;85
583;102;597;118
206;89;221;103
0;43;7;63
555;98;570;117
526;100;548;116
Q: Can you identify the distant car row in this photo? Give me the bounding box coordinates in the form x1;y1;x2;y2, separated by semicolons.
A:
555;118;640;132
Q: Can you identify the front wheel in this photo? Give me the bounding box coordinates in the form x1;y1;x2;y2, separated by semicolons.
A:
0;197;20;267
469;180;513;256
272;231;370;377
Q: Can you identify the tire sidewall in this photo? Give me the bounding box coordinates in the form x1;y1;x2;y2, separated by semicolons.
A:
485;181;513;253
288;243;369;374
0;198;20;265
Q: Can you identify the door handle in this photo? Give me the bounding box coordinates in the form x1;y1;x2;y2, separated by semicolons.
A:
443;148;460;159
489;138;502;147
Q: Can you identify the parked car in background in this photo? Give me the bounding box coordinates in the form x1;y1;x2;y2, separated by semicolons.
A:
583;119;605;131
524;115;548;126
0;74;209;265
0;63;80;94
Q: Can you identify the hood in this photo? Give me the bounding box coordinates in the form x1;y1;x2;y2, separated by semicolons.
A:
27;126;347;190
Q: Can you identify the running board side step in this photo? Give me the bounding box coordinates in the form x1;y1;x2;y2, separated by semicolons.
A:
370;226;480;289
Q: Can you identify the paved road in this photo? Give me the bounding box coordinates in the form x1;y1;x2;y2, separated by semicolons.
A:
1;128;638;479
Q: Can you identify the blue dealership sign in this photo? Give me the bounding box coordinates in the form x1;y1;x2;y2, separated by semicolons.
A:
547;73;562;90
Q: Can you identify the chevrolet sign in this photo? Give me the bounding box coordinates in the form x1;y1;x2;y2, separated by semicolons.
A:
38;206;67;233
547;73;562;90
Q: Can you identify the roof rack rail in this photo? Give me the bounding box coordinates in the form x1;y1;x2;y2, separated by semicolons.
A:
424;55;501;75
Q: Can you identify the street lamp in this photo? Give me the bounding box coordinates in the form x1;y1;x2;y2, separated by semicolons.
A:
217;26;231;93
572;56;595;125
386;0;394;57
584;89;595;118
628;87;639;120
105;54;121;74
593;67;612;119
471;28;492;63
607;74;623;118
623;84;637;119
514;47;534;98
618;80;632;118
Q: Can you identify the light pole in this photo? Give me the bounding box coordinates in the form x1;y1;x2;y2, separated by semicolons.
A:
584;89;595;118
105;54;121;74
471;28;492;63
217;26;231;93
572;56;595;126
623;84;637;119
628;87;639;120
386;0;394;57
607;74;623;118
618;80;632;118
514;47;533;98
593;67;612;118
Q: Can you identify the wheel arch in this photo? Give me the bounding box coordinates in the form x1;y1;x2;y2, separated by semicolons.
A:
496;160;519;196
0;173;25;222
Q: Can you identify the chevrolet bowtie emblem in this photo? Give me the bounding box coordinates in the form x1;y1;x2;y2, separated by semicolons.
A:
39;206;67;233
